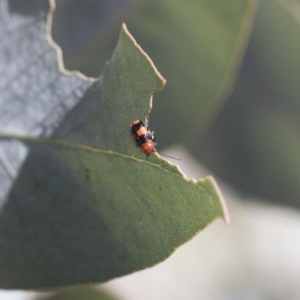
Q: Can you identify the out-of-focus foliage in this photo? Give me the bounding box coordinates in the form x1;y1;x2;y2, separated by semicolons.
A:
278;0;300;23
195;0;300;207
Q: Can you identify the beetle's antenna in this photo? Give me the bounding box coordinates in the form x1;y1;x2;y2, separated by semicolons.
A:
159;152;182;160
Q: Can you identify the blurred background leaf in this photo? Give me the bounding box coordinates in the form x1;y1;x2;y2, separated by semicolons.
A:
195;0;300;208
278;0;300;24
0;0;89;200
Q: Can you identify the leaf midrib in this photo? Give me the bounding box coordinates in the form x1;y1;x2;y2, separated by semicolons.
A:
0;132;182;175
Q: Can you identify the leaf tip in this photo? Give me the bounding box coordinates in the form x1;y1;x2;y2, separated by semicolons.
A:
120;23;166;90
207;176;231;225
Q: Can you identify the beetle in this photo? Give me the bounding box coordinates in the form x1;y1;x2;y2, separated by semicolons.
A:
130;119;157;156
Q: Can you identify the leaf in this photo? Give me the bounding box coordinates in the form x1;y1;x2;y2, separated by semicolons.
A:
0;0;90;200
193;0;300;208
278;0;300;24
0;3;229;291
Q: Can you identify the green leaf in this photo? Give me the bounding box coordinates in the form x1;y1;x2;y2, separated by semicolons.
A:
278;0;300;24
0;6;229;291
193;0;300;208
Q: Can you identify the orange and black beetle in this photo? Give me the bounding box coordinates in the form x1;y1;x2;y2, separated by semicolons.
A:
130;119;157;156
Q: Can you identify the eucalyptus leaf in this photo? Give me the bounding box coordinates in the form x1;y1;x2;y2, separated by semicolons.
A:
0;2;229;290
193;0;300;208
278;0;300;24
